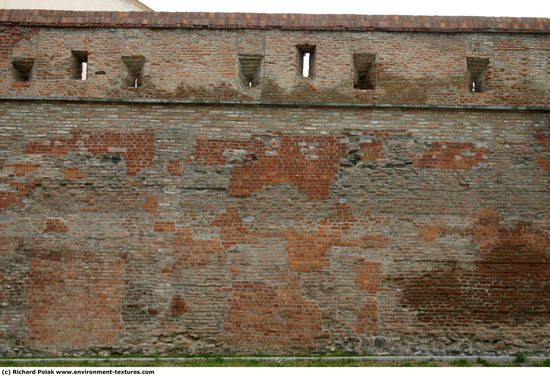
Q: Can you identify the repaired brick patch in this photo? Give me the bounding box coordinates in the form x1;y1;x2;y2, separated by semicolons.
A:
535;130;550;171
400;210;550;326
224;282;324;350
26;131;154;175
44;218;68;233
26;250;124;349
193;135;347;199
413;142;488;170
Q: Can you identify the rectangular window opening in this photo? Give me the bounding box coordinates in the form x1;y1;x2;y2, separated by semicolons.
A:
11;57;34;82
296;45;316;78
238;54;263;88
466;57;490;93
353;53;376;90
302;52;310;77
71;50;88;80
121;55;145;88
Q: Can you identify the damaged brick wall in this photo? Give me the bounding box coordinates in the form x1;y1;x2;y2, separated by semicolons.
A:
0;11;549;356
1;102;548;356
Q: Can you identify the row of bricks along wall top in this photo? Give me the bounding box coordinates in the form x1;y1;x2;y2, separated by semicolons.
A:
0;10;549;356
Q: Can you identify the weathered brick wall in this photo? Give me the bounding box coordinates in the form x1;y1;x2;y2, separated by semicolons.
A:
0;11;549;356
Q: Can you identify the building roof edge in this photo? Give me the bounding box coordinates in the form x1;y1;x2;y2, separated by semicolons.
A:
0;10;548;33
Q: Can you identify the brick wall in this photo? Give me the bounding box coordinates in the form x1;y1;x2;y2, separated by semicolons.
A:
0;11;549;356
0;12;548;108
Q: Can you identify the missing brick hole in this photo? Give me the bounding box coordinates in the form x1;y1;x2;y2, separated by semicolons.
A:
341;150;362;167
353;53;376;90
11;57;34;82
467;57;489;93
99;154;122;164
238;54;263;88
244;153;258;162
122;55;145;88
71;50;88;80
297;44;316;78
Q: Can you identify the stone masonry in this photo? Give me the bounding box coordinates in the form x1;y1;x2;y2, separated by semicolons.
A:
0;10;549;356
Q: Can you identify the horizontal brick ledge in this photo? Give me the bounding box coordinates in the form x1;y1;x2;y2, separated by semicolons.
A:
0;10;548;33
1;96;549;112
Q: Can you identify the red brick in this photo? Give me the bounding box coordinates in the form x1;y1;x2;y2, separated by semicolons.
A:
167;160;183;176
44;218;68;233
193;135;347;200
63;167;84;180
224;282;323;350
26;131;154;175
413;142;488;170
26;250;124;349
143;195;158;213
8;163;40;177
154;221;175;232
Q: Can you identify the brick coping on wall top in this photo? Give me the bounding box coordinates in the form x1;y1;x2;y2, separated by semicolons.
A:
0;10;548;33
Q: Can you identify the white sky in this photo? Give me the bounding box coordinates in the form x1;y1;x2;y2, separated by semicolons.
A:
139;0;550;17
